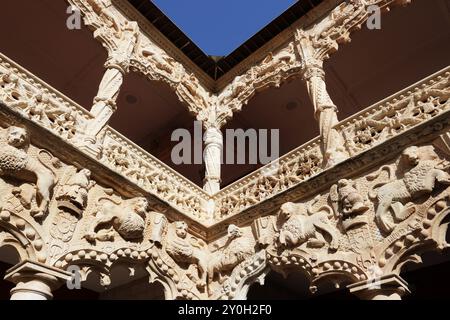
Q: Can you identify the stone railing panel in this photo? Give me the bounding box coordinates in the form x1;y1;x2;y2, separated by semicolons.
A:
101;128;210;221
0;53;92;141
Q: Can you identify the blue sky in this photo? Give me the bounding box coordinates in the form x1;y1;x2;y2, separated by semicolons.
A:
152;0;297;56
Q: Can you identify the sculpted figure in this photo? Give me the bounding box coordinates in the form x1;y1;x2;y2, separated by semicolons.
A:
369;145;450;233
256;42;296;76
330;179;368;218
219;72;253;105
141;45;181;74
0;126;57;219
165;221;208;289
179;73;209;109
84;197;149;242
86;0;121;35
207;225;254;292
277;202;339;250
57;169;95;214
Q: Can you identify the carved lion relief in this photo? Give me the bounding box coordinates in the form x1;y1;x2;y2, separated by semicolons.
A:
165;221;209;291
0;126;60;220
368;145;450;234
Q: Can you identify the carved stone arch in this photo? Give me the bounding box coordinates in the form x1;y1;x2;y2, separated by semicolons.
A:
266;249;315;285
54;245;151;291
147;243;203;300
212;250;269;300
380;188;450;275
53;243;188;300
55;253;112;289
0;216;45;263
0;231;27;265
309;260;368;294
266;248;368;297
147;253;180;300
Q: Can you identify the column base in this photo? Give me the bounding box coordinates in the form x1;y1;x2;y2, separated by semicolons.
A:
74;135;102;159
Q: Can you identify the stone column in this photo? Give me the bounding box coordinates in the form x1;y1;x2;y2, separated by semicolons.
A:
4;260;72;300
203;127;223;195
79;21;139;157
296;32;348;167
348;274;410;300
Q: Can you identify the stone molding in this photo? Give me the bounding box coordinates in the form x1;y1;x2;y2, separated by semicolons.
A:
1;50;449;230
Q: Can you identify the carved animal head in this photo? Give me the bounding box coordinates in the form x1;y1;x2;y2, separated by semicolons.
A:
402;146;419;165
174;221;188;239
80;168;92;179
227;224;242;239
132;197;150;217
279;202;307;222
6;126;29;148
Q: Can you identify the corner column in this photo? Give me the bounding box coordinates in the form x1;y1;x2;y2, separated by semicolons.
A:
4;260;72;300
203;126;223;195
78;21;139;157
296;31;348;167
348;274;410;300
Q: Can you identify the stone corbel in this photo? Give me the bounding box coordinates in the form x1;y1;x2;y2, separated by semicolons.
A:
348;274;410;300
4;260;72;300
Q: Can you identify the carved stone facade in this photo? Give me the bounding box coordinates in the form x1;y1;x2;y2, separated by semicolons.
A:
0;0;449;300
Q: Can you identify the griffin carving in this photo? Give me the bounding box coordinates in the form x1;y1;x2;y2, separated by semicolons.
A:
207;225;255;292
277;201;339;250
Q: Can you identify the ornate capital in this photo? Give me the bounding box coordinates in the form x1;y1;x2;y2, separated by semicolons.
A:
348;274;410;300
5;260;72;300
